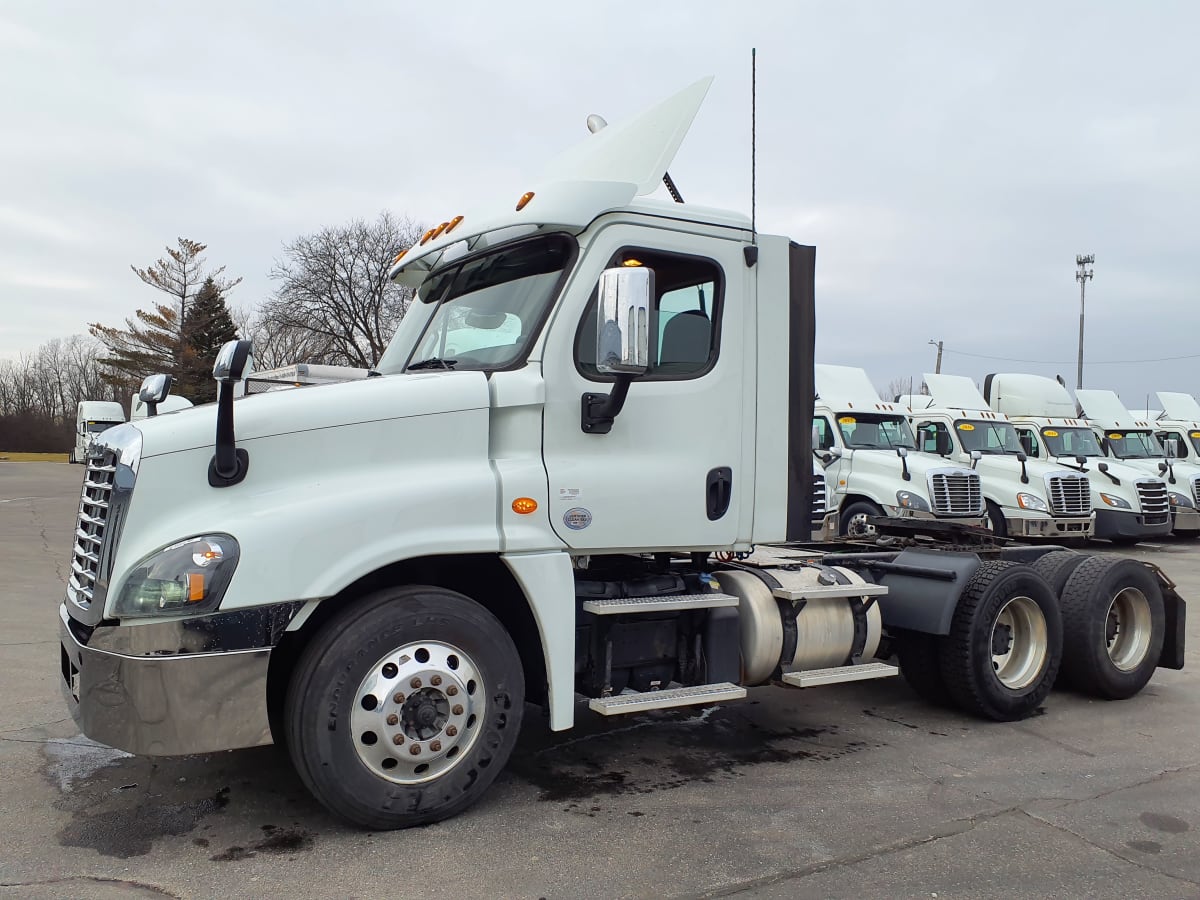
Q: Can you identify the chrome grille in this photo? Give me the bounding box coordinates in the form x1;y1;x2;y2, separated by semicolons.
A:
928;471;983;516
68;448;117;608
1192;475;1200;506
811;470;827;526
1136;479;1170;525
1046;473;1091;516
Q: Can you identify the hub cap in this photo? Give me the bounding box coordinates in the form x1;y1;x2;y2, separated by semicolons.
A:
350;640;484;784
846;513;877;538
990;595;1048;690
1105;587;1152;672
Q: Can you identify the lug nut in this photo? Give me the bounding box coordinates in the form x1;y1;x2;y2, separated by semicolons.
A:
392;692;405;704
386;714;398;726
446;686;458;696
392;733;404;745
446;725;458;737
452;704;464;716
430;740;442;752
431;675;442;686
410;677;422;689
409;744;421;756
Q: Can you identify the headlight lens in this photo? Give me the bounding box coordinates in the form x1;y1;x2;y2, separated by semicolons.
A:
1016;492;1048;512
114;534;240;618
1169;492;1194;509
1099;492;1132;510
895;490;930;511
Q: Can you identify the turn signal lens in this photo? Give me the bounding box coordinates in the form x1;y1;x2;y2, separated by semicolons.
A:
512;497;538;515
445;215;464;233
515;191;535;211
187;572;206;602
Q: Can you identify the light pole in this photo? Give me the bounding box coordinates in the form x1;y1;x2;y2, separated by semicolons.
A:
1075;254;1094;390
928;339;943;374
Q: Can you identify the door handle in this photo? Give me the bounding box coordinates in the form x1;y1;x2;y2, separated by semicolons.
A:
706;466;733;521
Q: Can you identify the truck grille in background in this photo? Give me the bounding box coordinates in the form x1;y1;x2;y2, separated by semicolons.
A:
1136;480;1170;525
1192;475;1200;506
811;470;827;526
929;472;983;516
68;449;117;609
1047;473;1092;517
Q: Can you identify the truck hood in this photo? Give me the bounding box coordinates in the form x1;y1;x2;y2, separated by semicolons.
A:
847;449;973;481
131;371;491;459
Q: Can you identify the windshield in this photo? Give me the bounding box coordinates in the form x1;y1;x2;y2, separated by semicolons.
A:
375;234;575;374
955;419;1021;454
1041;426;1103;458
836;413;916;449
1105;430;1163;460
86;421;119;434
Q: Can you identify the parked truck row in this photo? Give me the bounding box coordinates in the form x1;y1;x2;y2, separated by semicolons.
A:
58;78;1187;829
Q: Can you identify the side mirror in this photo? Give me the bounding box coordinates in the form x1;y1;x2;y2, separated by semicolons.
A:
1098;462;1109;473
595;266;652;375
1016;450;1027;462
970;449;982;469
138;373;173;418
1075;454;1087;465
213;339;254;382
896;446;908;458
1165;437;1181;458
935;431;952;456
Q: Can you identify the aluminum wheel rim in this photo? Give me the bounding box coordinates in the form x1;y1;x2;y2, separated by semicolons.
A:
1106;587;1152;672
990;595;1048;690
350;640;485;784
847;513;877;538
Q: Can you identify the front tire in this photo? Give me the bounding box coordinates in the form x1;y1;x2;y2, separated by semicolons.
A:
985;500;1008;539
1058;557;1164;699
840;500;885;538
939;561;1062;721
285;585;524;829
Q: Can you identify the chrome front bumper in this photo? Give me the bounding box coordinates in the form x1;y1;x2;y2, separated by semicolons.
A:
1007;513;1094;539
59;601;301;756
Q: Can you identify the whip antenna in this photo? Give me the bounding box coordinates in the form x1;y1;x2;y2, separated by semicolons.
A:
751;47;757;239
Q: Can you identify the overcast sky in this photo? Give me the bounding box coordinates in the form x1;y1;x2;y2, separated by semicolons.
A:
2;1;1198;407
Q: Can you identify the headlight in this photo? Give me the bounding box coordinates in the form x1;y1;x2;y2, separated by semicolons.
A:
896;490;930;511
114;534;240;618
1169;492;1194;509
1099;492;1132;510
1016;492;1048;512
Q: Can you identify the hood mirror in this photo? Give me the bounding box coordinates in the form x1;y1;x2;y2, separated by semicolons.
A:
209;339;254;488
138;373;173;418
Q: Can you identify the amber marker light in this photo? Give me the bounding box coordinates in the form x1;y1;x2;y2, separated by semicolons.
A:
512;497;538;515
445;215;464;233
391;248;408;264
419;228;436;245
515;191;535;211
622;259;643;267
187;573;206;602
430;221;450;241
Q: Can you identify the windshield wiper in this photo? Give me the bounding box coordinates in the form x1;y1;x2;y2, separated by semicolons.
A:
407;357;459;371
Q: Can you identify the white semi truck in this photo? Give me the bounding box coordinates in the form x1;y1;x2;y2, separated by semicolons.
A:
58;79;1185;829
901;375;1095;540
983;373;1171;545
1150;392;1200;486
70;400;126;464
1076;389;1200;538
814;364;985;537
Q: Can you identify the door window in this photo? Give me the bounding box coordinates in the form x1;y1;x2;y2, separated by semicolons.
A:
576;249;722;380
1016;427;1040;457
812;416;835;451
916;421;953;455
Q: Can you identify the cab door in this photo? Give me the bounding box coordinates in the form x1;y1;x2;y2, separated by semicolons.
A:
539;224;751;551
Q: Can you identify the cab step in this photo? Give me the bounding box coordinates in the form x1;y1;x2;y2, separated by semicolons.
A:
581;592;739;615
781;661;899;688
770;583;889;602
588;682;746;715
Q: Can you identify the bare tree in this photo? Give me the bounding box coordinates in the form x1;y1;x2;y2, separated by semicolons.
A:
261;212;423;368
131;238;242;362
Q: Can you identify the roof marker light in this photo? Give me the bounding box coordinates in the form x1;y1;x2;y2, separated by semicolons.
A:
445;215;464;234
391;248;408;264
516;191;535;211
419;228;436;245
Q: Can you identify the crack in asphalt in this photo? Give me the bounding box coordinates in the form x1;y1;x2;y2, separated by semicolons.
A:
0;875;181;897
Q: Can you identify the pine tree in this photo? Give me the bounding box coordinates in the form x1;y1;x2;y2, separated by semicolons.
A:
88;304;182;397
179;277;238;403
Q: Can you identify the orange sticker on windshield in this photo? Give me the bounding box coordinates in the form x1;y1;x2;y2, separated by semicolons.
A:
1043;429;1059;437
838;416;856;424
957;423;975;431
1108;433;1123;439
1191;432;1200;439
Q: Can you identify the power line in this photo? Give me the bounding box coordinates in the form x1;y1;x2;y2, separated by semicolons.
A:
942;347;1200;366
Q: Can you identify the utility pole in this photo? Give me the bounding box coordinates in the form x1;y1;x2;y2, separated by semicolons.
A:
928;339;943;374
1075;254;1094;390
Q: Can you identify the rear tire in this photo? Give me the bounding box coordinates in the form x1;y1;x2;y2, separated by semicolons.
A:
1058;557;1164;700
1031;550;1087;596
939;561;1062;721
840;500;885;538
285;585;524;829
895;630;952;706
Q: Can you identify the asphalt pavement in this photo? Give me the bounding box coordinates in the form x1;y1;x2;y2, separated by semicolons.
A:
1;461;1198;899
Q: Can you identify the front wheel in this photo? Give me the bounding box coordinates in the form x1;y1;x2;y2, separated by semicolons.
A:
939;561;1062;720
285;585;525;829
840;500;885;538
985;500;1008;539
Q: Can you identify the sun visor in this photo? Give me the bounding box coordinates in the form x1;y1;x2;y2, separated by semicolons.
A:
1157;392;1200;421
923;374;990;411
1075;389;1137;427
814;364;888;409
987;373;1076;418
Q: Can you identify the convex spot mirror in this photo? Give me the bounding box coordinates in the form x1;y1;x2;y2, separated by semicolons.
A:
139;373;173;405
213;339;253;382
596;266;653;375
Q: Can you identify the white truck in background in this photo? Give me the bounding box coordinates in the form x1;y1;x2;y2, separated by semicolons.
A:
70;401;126;464
58;78;1186;830
983;374;1171;545
814;364;985;537
1076;389;1200;538
902;375;1095;540
1150;392;1200;475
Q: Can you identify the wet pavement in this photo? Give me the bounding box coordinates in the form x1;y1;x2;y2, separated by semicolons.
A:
2;461;1198;898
